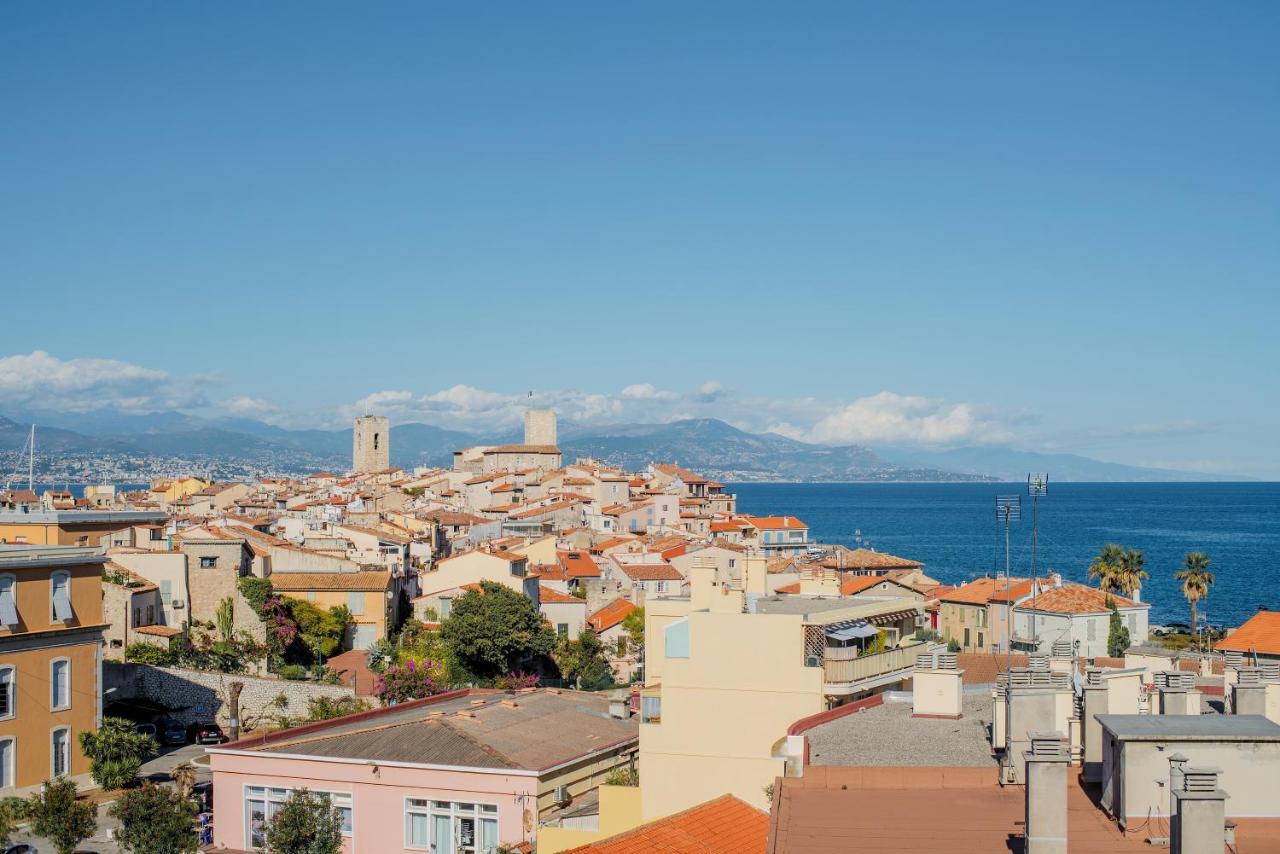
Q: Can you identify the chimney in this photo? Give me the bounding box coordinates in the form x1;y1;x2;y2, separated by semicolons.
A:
1024;731;1069;854
1081;671;1109;784
1171;767;1228;854
1233;681;1268;716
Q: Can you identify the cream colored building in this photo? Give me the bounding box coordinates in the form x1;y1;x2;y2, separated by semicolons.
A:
638;563;927;818
352;415;390;474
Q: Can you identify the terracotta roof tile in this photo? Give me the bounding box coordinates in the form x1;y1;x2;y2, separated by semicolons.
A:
1019;584;1146;614
565;794;765;854
1216;609;1280;655
270;571;391;592
539;585;585;605
588;599;637;633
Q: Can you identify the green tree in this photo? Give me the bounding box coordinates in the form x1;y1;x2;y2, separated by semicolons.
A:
125;641;175;666
308;695;372;721
26;778;97;854
288;599;352;663
0;796;24;848
78;716;158;790
622;607;645;662
265;789;344;854
110;783;198;854
1175;551;1214;649
215;596;235;642
440;582;556;679
1106;597;1131;657
1088;544;1125;593
555;629;614;690
1116;548;1149;599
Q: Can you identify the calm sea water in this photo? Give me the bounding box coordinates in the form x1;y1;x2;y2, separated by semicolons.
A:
730;482;1280;628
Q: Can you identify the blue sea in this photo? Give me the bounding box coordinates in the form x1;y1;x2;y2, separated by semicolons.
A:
730;482;1280;628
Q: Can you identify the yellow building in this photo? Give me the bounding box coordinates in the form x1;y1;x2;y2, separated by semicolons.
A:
148;476;210;505
0;509;167;547
0;545;107;790
268;570;394;650
638;561;926;818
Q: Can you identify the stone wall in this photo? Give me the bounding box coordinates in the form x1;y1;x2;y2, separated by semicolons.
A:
105;662;356;731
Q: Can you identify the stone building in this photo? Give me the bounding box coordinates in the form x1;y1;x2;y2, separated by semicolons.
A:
352;415;390;473
524;408;557;446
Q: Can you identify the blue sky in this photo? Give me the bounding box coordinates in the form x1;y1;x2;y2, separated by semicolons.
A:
2;3;1278;476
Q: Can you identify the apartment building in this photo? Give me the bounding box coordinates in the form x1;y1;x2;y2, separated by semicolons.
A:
0;545;106;790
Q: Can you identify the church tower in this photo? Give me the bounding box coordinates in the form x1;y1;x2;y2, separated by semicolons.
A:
352;415;390;473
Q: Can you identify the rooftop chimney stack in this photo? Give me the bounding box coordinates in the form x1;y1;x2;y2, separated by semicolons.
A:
1024;731;1069;854
1171;767;1228;854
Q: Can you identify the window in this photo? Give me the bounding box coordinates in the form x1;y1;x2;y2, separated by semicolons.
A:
51;571;73;622
160;579;172;601
405;799;498;853
615;636;627;657
557;623;569;639
0;667;13;720
1087;619;1097;641
963;628;971;648
0;575;17;627
245;787;352;850
346;592;365;615
664;618;690;659
146;605;155;625
977;632;984;649
51;659;70;710
133;607;141;627
656;581;668;594
199;557;218;568
0;736;12;789
439;597;452;618
51;727;69;777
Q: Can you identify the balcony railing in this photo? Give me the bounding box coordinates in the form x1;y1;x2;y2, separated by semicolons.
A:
822;641;927;685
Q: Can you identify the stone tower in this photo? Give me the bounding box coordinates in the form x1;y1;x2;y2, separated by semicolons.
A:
524;409;557;446
352;415;390;473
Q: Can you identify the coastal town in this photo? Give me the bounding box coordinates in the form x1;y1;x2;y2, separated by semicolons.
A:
0;407;1277;853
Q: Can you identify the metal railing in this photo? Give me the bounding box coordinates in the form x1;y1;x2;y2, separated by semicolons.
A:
822;641;927;684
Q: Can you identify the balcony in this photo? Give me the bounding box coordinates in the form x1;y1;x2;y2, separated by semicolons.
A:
819;641;930;696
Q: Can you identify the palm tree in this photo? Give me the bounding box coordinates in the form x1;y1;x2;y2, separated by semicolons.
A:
1088;544;1125;593
1116;548;1149;600
1175;552;1214;648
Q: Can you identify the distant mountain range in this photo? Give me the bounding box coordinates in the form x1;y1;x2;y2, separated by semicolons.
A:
0;411;1248;483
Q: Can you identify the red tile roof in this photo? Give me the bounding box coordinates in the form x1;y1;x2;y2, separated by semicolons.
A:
1019;584;1146;614
1216;609;1280;654
840;575;916;597
270;571;391;592
940;577;1029;606
745;515;807;531
539;585;584;605
615;562;682;582
588;599;637;633
565;794;765;854
558;550;601;578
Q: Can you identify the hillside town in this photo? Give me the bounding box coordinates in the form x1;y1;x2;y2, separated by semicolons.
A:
1;408;1278;854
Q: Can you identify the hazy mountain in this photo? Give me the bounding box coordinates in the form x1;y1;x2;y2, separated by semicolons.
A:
559;418;979;482
877;445;1250;483
2;409;1247;482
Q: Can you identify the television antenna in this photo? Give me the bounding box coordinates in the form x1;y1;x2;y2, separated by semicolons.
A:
1027;474;1048;653
996;494;1021;666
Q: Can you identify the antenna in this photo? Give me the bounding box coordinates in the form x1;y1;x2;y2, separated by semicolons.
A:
1027;474;1048;656
28;425;35;491
995;494;1021;667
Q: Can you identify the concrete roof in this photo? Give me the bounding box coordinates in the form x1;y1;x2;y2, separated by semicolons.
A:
1096;714;1280;741
241;689;637;772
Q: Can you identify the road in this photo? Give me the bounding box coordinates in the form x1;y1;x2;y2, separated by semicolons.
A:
6;744;211;854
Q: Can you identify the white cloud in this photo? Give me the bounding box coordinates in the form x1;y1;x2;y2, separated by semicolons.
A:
798;391;1014;446
222;396;282;417
621;383;678;400
0;350;213;413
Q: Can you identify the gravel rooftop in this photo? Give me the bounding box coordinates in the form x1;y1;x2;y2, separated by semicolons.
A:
807;693;998;767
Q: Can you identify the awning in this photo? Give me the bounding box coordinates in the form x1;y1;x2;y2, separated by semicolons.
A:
825;621;880;641
867;608;918;626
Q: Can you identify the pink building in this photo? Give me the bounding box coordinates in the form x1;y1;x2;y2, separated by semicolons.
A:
208;688;638;853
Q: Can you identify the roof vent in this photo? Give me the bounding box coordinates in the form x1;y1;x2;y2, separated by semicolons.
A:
1051;640;1073;658
1086;668;1103;686
1261;662;1280;682
1153;671;1169;689
1030;732;1066;758
1183;767;1221;793
1028;654;1048;671
1237;667;1263;685
1223;650;1244;668
937;652;957;670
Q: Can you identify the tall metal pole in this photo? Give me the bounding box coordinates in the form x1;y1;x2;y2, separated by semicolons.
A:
1027;475;1048;655
28;425;35;492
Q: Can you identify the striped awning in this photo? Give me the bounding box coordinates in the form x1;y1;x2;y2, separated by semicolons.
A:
867;608;918;626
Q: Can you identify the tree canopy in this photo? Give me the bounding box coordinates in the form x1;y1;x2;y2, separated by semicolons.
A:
265;789;344;854
110;784;199;854
26;779;97;854
78;716;158;790
439;581;556;679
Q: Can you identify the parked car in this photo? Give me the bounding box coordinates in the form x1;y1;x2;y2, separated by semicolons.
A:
189;722;228;745
161;719;189;746
5;844;40;854
134;722;157;739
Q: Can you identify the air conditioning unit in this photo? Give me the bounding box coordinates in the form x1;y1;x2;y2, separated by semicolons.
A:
553;785;571;806
804;654;822;668
172;600;185;609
